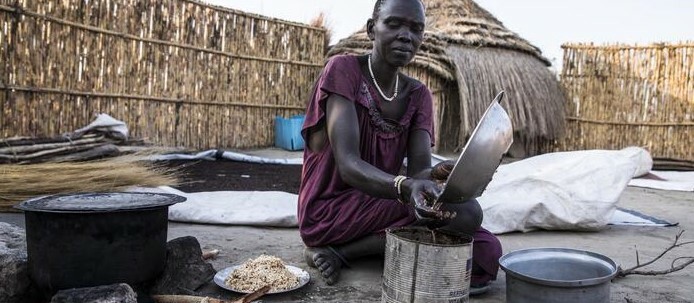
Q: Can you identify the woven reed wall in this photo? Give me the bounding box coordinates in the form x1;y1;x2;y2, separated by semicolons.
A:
553;42;693;161
0;0;325;149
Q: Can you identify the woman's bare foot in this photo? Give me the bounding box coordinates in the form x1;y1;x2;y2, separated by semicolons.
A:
304;246;345;285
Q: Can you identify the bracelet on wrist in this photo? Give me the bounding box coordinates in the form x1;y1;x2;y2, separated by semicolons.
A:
393;175;410;204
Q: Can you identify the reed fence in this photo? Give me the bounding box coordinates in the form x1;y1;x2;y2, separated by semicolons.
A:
551;42;693;161
0;0;326;149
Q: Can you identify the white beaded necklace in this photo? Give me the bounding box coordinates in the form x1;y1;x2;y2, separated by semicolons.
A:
367;55;399;102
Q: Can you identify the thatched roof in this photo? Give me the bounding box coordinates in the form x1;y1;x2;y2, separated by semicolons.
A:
423;0;550;65
327;0;565;155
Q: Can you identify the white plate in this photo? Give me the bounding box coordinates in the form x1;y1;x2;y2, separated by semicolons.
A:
213;264;311;294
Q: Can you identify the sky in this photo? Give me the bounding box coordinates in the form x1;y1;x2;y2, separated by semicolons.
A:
204;0;694;71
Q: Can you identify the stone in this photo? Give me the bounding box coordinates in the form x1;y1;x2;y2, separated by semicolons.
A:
50;283;137;303
0;222;37;303
150;236;217;295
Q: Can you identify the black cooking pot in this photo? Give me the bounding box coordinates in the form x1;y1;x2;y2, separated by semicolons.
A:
15;192;186;295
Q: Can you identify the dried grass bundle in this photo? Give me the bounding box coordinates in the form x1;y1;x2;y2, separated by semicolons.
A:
0;156;179;212
309;12;332;54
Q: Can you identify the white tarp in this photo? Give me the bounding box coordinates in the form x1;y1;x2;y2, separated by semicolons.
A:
131;186;299;227
478;147;653;234
628;171;694;192
610;207;676;227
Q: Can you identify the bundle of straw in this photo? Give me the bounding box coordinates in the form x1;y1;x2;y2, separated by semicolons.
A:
0;156;179;212
309;12;332;54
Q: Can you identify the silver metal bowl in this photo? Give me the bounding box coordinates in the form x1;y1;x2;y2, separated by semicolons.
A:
438;91;514;203
500;248;619;303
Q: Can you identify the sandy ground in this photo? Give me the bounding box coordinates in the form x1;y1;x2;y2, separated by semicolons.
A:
1;148;693;302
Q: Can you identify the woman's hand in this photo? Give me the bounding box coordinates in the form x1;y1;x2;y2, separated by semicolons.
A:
401;179;456;221
431;160;456;182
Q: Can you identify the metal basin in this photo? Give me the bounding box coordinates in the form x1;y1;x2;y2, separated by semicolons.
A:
500;248;619;303
438;91;513;203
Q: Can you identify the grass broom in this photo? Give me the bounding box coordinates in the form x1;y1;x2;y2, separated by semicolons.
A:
0;155;179;212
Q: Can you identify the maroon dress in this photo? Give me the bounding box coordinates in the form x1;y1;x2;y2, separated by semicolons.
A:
297;55;501;284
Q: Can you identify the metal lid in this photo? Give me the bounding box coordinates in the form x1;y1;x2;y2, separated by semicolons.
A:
15;192;186;213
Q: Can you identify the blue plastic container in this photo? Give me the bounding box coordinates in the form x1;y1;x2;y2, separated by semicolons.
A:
274;114;305;151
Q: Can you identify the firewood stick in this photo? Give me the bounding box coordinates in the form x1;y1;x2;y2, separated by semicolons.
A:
151;285;270;303
0;142;109;161
48;144;121;162
151;295;232;303
0;135;106;154
617;230;694;277
231;285;271;303
0;133;100;147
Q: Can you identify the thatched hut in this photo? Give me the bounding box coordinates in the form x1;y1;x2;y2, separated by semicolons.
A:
328;0;566;156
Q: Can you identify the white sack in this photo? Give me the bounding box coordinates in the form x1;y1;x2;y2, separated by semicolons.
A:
132;186;299;227
478;147;652;234
73;113;129;139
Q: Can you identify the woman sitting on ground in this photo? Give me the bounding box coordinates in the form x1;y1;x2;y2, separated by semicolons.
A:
297;0;502;294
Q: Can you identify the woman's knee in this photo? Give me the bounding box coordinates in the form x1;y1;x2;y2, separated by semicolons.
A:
440;199;483;235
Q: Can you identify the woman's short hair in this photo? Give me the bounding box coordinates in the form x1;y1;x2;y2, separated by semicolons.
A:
372;0;424;20
372;0;386;20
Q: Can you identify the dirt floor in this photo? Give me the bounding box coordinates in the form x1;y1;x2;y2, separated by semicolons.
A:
2;150;693;302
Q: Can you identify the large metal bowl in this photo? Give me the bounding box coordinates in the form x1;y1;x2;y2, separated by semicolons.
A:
500;248;619;303
437;91;514;203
